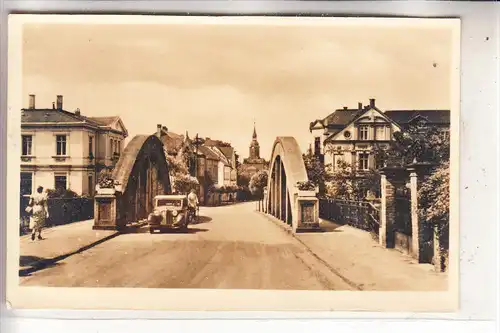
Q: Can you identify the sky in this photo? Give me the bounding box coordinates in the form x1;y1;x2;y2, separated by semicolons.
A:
22;20;453;160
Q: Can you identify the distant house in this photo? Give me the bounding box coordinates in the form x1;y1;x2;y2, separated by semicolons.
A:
309;98;450;173
20;94;128;197
155;125;238;204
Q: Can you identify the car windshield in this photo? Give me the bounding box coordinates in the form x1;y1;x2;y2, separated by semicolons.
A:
156;199;182;207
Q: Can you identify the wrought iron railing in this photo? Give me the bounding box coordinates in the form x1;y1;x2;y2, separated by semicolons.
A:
319;198;380;234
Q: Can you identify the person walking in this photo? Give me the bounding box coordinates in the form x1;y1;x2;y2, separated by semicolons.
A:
27;186;49;241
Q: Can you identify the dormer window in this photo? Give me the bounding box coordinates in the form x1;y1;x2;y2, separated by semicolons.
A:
359;126;369;140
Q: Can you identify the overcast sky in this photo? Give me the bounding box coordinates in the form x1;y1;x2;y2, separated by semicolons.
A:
22;21;453;160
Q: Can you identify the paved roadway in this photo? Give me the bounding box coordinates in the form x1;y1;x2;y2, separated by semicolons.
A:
20;202;353;290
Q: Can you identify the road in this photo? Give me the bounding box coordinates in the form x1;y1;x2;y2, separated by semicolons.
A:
20;202;353;290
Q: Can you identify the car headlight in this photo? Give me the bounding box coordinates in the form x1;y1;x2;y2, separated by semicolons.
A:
172;210;178;217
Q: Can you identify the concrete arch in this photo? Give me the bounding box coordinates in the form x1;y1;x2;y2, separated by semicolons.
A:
113;135;171;225
265;137;319;232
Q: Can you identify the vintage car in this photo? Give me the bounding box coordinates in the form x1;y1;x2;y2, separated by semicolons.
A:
147;195;192;233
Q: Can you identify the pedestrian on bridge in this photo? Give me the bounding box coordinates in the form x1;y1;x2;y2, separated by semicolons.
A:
26;186;49;241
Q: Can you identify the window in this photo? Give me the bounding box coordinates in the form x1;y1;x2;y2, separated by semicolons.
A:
22;135;33;156
358;153;369;170
20;172;33;195
88;174;94;196
88;136;94;157
314;137;321;155
54;174;67;191
56;135;67;156
375;126;386;140
359;126;369;140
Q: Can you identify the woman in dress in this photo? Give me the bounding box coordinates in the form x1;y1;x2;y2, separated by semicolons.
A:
28;186;49;241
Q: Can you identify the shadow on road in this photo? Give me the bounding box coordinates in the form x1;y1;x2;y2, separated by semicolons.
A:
19;256;63;277
191;215;212;225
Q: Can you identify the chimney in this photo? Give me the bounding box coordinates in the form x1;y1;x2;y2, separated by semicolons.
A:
75;108;81;116
369;98;375;108
29;94;35;109
52;102;55;109
343;106;348;110
156;124;162;138
358;102;363;110
56;95;63;110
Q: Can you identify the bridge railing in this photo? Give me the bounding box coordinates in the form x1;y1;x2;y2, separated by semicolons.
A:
319;197;380;235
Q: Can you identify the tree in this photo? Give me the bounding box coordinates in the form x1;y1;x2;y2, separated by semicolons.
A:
302;153;329;190
325;160;381;201
249;170;268;211
249;170;268;199
377;124;450;166
172;173;199;194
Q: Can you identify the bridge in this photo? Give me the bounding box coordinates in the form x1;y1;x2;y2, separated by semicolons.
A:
92;134;319;232
90;133;444;271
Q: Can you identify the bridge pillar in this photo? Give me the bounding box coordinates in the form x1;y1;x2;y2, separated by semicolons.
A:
295;188;320;232
93;187;124;230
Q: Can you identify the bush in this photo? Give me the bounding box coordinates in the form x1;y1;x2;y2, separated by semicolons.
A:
97;169;114;188
46;188;79;199
296;180;316;191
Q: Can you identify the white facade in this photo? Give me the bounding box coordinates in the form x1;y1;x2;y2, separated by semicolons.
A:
20;97;127;197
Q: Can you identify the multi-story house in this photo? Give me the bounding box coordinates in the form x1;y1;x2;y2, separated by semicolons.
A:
309;98;450;172
20;94;128;197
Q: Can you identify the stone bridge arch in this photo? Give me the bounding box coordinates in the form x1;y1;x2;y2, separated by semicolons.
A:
265;137;320;233
93;135;171;230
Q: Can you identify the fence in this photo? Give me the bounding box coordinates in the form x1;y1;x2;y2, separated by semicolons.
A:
319;198;380;234
20;196;94;234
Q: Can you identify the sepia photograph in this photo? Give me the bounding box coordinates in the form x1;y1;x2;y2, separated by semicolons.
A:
6;15;460;311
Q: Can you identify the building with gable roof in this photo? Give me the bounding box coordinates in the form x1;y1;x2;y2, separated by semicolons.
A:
20;94;128;197
309;98;450;172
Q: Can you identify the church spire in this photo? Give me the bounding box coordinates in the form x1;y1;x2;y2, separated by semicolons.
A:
252;121;257;139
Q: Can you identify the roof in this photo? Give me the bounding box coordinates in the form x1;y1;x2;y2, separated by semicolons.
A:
21;108;96;125
323;109;364;127
22;109;127;135
87;116;119;126
197;145;220;160
384;110;450;125
218;146;234;162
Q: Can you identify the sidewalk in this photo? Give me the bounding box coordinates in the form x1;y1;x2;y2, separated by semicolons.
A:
20;220;119;275
294;219;448;291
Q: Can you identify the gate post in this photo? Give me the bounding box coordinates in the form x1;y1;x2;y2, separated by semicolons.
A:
379;166;406;248
406;162;435;263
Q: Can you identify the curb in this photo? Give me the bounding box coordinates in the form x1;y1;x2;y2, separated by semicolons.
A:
257;210;363;291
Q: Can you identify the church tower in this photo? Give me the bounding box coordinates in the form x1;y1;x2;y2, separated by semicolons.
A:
249;122;260;160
